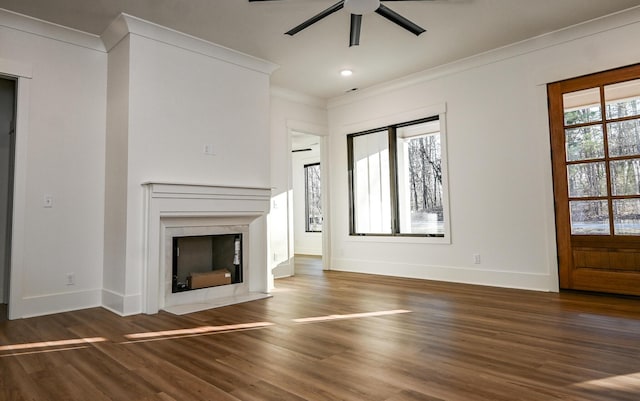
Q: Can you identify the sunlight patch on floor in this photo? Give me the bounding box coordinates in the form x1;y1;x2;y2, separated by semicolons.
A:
293;309;411;323
0;336;106;352
124;322;275;340
573;372;640;392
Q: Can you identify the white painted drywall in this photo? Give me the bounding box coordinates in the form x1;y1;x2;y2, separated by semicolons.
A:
102;34;131;313
325;8;640;292
0;16;107;317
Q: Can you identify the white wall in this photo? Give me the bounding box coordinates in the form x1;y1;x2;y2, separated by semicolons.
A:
326;8;640;292
0;11;107;317
102;16;276;315
102;34;130;312
269;89;328;278
292;146;322;255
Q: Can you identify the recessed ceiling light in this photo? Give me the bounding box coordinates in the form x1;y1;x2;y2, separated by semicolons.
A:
340;69;353;77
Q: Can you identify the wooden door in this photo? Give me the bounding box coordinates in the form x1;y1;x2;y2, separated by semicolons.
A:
548;64;640;296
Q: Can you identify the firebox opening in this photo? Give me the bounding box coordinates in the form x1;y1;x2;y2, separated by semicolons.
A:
172;234;242;293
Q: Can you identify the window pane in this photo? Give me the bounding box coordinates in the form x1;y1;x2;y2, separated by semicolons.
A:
396;120;444;234
304;163;322;232
570;200;610;235
605;79;640;119
352;131;392;234
607;119;640;157
610;159;640;196
563;88;602;126
567;162;608;197
613;199;640;235
565;125;604;161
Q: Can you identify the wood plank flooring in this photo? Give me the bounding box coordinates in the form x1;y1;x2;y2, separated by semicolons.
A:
1;257;640;400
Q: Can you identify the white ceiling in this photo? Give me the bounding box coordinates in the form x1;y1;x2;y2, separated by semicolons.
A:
2;0;640;99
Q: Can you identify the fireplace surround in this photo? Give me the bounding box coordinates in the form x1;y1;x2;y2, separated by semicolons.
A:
142;183;271;314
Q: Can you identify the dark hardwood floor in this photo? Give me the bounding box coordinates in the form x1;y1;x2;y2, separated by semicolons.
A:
1;260;640;400
293;254;324;276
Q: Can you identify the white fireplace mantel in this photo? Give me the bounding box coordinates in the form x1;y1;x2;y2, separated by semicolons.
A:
142;182;271;314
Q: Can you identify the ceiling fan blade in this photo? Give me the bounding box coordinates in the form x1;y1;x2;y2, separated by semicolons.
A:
285;0;345;36
375;3;426;36
349;14;362;47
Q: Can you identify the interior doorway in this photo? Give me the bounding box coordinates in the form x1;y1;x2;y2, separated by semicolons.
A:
291;131;324;275
0;76;17;320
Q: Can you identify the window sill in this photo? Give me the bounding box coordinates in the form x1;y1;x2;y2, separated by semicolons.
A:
347;234;450;245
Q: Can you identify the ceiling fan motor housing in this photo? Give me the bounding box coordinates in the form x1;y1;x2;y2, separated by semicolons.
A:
344;0;381;15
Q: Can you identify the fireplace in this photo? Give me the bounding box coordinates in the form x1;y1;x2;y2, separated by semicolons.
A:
142;183;272;314
172;233;243;292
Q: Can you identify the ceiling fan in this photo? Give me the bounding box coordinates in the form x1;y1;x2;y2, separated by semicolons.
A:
249;0;434;46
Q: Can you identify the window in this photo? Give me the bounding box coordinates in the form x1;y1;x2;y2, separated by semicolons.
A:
347;116;448;237
304;163;322;232
561;78;640;236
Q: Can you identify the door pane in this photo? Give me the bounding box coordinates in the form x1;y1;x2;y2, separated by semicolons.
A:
567;162;608;197
563;88;602;126
613;199;640;235
607;119;640;157
570;200;610;235
605;79;640;119
610;159;640;196
565;125;605;161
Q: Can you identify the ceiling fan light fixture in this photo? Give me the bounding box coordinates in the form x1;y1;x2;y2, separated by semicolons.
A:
344;0;381;15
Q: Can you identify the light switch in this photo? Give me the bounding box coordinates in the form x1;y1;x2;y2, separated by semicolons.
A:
44;194;53;208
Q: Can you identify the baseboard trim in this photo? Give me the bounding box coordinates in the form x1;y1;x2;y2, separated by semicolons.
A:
331;258;554;292
101;289;141;316
17;288;102;318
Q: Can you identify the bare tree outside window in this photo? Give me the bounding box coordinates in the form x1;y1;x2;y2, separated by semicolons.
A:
304;163;322;232
562;79;640;236
396;119;444;235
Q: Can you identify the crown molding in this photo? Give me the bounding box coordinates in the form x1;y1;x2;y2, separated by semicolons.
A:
0;8;105;52
101;13;278;76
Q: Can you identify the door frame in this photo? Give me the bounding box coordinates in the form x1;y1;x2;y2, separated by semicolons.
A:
1;58;32;319
1;76;17;306
286;121;330;273
548;63;640;295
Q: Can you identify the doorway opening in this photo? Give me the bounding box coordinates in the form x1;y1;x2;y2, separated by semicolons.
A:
0;76;17;321
291;131;325;276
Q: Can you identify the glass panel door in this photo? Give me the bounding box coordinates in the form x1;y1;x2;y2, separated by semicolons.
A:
549;64;640;296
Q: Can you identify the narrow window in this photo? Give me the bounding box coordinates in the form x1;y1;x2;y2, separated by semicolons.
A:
348;116;448;237
304;163;322;232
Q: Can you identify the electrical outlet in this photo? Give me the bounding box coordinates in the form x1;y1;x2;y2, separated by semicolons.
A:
66;272;75;285
44;194;53;208
473;254;481;264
